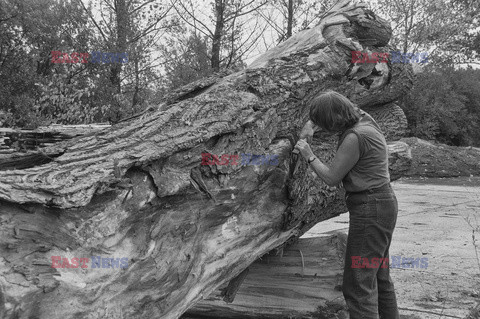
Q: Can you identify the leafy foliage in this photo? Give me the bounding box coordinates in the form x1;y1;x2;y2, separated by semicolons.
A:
374;0;480;66
0;0;176;128
160;33;213;89
400;67;480;146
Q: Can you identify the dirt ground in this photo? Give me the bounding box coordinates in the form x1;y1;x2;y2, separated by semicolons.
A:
302;176;480;318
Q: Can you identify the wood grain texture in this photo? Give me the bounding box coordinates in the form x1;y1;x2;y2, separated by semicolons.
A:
183;233;349;319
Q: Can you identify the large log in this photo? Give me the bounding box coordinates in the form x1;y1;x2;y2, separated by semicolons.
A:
0;1;413;318
183;232;349;319
0;124;110;170
0;124;111;151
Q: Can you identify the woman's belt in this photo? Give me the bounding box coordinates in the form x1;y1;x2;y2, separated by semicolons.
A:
346;183;392;196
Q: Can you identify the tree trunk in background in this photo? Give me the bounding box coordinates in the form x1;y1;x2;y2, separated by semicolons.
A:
0;1;413;318
286;0;294;39
110;0;128;92
211;0;224;71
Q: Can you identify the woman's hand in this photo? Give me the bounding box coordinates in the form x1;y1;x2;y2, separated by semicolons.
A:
299;120;318;140
294;139;314;160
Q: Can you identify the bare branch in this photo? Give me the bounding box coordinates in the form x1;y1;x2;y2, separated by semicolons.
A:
224;0;269;22
256;8;285;40
172;0;214;38
75;0;109;43
225;4;240;69
230;17;268;65
102;0;115;11
128;2;176;44
99;2;114;36
129;0;156;15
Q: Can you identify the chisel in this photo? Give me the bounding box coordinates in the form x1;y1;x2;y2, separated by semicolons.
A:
291;140;304;175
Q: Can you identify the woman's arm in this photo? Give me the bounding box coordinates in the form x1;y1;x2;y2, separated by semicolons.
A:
294;133;360;186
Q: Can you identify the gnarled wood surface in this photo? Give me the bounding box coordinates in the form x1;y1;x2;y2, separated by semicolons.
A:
184;232;349;319
0;1;413;318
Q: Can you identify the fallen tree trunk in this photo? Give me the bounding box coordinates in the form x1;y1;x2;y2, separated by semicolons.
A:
183;232;349;319
0;1;413;318
0;124;110;170
400;137;480;178
0;124;110;151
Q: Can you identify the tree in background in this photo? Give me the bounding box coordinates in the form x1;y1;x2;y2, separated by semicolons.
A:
0;0;91;127
2;0;479;147
452;0;480;67
256;0;335;45
76;0;178;122
171;0;269;72
1;0;338;127
161;0;342;89
399;66;480;146
159;32;212;89
374;0;479;65
0;0;178;127
443;67;480;145
373;0;480;146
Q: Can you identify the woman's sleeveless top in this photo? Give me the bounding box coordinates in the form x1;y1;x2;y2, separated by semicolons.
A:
338;110;390;192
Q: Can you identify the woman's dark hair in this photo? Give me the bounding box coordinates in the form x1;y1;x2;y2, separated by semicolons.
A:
308;91;361;132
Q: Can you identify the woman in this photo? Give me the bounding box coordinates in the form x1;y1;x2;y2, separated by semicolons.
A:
294;91;400;319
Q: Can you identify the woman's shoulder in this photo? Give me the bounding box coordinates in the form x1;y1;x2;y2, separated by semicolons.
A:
359;110;373;122
338;109;373;139
361;111;385;132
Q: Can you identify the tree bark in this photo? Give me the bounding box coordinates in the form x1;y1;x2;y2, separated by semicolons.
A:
286;0;294;39
110;0;128;92
0;1;413;318
211;0;224;71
